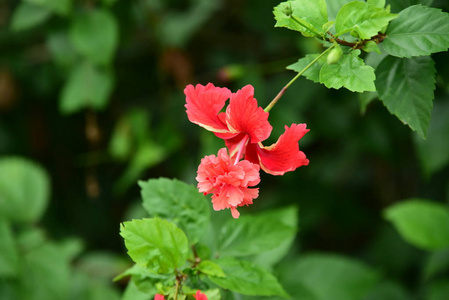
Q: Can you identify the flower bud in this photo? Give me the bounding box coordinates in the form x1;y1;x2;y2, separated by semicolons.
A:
326;45;343;65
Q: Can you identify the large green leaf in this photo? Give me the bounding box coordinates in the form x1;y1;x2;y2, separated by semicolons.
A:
273;0;328;37
287;53;326;83
139;178;210;244
384;199;449;250
383;5;449;58
60;61;114;114
278;254;379;300
0;157;50;223
335;1;397;39
210;257;288;297
24;0;71;16
0;218;18;277
10;2;52;31
120;218;188;274
250;206;298;269
375;55;435;139
217;209;296;257
320;50;376;92
415;101;449;176
387;0;433;13
69;9;118;66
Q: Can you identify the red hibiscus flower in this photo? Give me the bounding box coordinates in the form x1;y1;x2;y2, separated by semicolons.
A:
154;294;165;300
185;83;309;175
196;148;260;218
194;290;208;300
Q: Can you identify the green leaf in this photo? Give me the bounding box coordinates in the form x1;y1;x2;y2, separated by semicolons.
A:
0;157;50;223
24;0;71;16
415;101;449;176
375;55;435;139
367;0;386;8
10;3;52;31
251;206;298;269
320;50;376;92
210;257;288;297
273;0;328;37
122;280;151;300
18;243;71;300
0;218;18;277
69;9;119;66
197;260;226;278
217;210;296;257
383;5;449;58
278;254;379;300
427;279;449;300
47;32;78;69
139;178;209;244
287;53;327;83
325;0;363;21
120;218;188;274
335;1;397;39
60;61;114;114
388;0;434;13
384;199;449;250
423;249;449;280
365;281;410;300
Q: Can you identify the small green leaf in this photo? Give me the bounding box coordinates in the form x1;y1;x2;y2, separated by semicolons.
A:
10;3;51;31
210;257;288;297
278;254;379;300
60;61;114;114
120;218;188;274
122;280;151;300
69;9;119;66
47;32;78;69
0;218;18;277
287;53;327;83
320;50;376;92
335;1;397;39
383;5;449;58
0;157;50;223
217;210;296;257
24;0;71;16
415;101;449;176
384;199;449;250
274;0;328;37
363;41;381;54
139;178;209;244
197;260;226;278
375;55;435;139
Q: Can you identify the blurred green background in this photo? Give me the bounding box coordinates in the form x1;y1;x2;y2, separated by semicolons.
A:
1;0;449;299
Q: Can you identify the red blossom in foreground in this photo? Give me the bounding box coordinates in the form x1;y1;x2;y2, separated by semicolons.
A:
197;148;260;218
185;83;309;175
154;294;165;300
194;290;208;300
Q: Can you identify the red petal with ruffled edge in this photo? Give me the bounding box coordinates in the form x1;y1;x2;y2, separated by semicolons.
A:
185;83;231;133
247;124;309;175
225;85;272;144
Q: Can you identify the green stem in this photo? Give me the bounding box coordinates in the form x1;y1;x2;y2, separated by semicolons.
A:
291;15;321;37
264;44;335;112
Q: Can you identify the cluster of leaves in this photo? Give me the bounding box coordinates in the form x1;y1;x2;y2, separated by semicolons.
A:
0;157;124;300
118;178;298;299
275;0;449;139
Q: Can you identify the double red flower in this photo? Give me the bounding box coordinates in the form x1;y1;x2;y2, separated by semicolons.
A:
185;83;309;217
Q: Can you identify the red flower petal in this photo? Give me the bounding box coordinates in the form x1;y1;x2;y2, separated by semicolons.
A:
185;83;231;133
249;124;309;175
154;295;165;300
194;290;208;300
225;85;272;143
